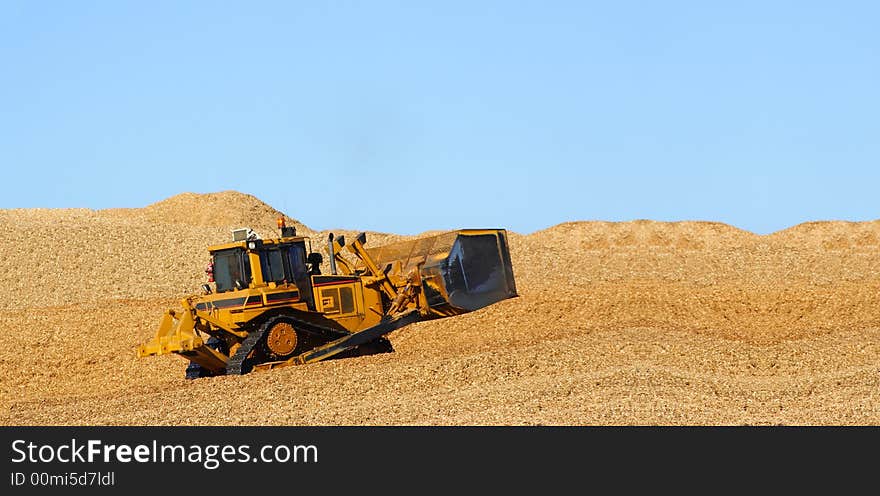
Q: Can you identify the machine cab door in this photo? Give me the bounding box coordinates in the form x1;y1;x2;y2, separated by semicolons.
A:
260;241;314;309
286;242;314;308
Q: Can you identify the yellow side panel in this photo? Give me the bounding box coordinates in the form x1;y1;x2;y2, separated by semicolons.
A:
317;283;360;316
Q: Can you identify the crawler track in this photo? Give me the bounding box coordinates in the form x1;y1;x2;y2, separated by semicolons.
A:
225;313;354;375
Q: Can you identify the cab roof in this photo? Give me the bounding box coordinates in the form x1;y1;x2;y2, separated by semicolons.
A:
208;236;308;253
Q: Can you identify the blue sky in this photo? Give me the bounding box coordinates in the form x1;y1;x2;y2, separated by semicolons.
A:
1;1;878;234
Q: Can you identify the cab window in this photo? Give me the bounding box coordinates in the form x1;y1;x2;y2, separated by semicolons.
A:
285;244;308;281
259;243;308;285
260;248;287;283
213;249;250;293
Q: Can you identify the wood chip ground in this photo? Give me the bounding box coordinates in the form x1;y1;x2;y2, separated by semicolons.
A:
1;192;878;425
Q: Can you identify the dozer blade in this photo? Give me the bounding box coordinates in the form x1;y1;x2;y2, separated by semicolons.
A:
367;229;518;317
137;309;227;374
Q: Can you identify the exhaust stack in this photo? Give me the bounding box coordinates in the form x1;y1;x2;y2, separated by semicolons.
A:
327;233;338;275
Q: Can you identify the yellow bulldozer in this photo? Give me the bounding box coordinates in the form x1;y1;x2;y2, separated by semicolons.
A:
138;219;517;378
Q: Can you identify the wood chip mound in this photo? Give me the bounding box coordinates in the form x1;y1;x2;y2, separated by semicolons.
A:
1;193;878;425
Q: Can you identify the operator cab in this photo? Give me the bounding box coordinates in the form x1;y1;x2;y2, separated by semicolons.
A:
207;223;322;309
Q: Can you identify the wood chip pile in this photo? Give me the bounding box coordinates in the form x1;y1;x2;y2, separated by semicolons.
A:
1;192;878;425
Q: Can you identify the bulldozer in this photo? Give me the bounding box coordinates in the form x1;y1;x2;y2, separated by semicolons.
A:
137;219;517;378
